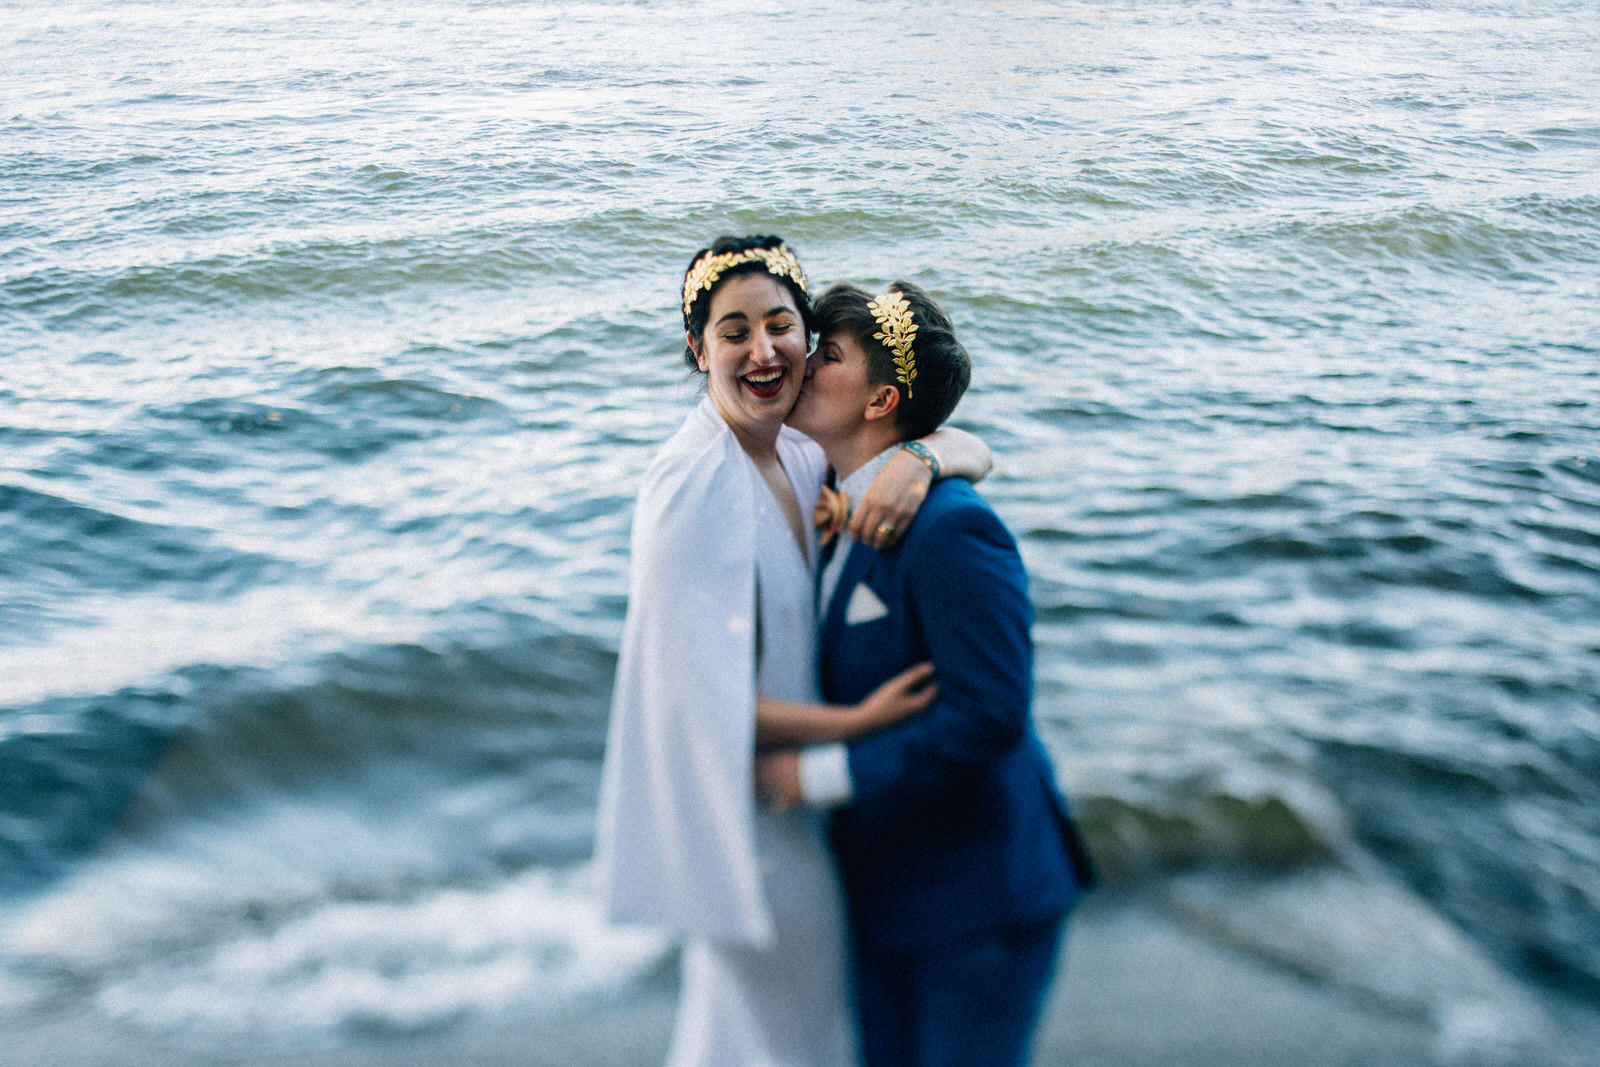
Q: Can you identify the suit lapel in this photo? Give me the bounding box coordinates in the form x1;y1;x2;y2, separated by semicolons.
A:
821;540;877;649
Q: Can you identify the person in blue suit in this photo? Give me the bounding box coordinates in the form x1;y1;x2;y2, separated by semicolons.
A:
759;280;1095;1067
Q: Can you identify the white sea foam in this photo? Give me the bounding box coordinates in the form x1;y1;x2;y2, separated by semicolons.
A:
0;783;667;1043
3;852;666;1043
91;866;667;1040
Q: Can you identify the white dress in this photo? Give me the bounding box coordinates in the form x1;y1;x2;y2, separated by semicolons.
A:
595;399;856;1067
665;454;855;1067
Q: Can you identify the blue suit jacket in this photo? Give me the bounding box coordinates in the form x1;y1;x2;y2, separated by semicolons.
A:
820;478;1093;953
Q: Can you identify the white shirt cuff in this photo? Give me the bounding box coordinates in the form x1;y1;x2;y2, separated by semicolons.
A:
798;743;854;808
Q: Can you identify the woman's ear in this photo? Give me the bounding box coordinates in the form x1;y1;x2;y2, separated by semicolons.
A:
687;332;708;372
863;384;900;423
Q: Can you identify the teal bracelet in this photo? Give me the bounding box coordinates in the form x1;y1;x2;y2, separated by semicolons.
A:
901;440;941;480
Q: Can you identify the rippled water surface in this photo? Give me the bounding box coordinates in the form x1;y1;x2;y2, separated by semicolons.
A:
2;0;1598;1061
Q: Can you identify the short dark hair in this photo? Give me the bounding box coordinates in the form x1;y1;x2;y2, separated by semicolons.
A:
813;281;970;440
681;234;816;370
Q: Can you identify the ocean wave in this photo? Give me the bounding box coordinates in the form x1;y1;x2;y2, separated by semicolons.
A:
1505;191;1600;228
0;482;284;603
0;624;646;1043
0;224;658;327
0;694;177;892
1020;454;1599;611
1274;200;1600;280
0;628;616;891
127;370;511;466
0;857;667;1044
295;364;504;422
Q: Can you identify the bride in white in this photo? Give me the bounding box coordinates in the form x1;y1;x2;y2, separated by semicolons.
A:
595;235;988;1066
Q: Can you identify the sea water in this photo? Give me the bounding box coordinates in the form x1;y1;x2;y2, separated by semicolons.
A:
2;0;1597;1061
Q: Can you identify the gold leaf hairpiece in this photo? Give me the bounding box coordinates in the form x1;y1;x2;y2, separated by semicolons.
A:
868;291;918;398
682;245;809;319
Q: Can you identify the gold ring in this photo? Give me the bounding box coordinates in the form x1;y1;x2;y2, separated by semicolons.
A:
877;523;895;536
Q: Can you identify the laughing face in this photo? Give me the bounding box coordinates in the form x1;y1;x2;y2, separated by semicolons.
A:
692;271;809;447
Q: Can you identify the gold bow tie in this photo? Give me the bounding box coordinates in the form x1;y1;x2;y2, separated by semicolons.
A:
813;485;851;547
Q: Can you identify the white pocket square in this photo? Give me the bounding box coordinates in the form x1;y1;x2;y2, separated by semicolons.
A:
844;583;890;625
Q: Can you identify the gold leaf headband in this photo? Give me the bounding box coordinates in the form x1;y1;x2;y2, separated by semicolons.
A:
682;245;809;319
868;290;918;398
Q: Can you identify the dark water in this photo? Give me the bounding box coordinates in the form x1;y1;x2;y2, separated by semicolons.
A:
2;0;1598;1061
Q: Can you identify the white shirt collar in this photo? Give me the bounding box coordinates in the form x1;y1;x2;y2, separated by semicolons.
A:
837;444;903;505
817;444;903;616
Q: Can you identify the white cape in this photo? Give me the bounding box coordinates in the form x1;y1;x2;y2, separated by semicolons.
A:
595;397;822;947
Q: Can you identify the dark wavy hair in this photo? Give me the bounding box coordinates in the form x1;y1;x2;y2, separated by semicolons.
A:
812;281;970;441
681;234;817;370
